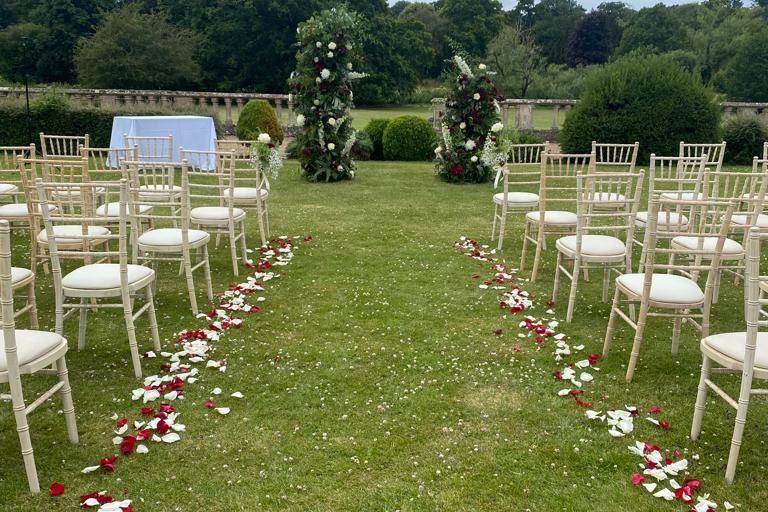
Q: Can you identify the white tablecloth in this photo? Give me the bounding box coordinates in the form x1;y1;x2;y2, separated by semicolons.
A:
109;115;217;169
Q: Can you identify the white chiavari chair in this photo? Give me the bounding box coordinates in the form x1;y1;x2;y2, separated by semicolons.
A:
603;197;736;382
0;219;78;493
679;141;726;174
39;132;88;159
0;145;37;235
490;142;548;251
592;141;639;172
124;161;213;314
691;227;768;483
520;152;595;281
36;179;159;378
124;134;172;163
634;155;708;270
215;139;270;247
181;148;248;275
553;170;644;322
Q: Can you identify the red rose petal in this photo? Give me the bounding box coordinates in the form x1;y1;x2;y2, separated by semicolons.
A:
49;482;64;496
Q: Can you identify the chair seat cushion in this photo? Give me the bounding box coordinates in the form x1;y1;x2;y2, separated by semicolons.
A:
36;225;111;244
226;187;268;200
635;211;689;227
137;228;209;247
659;191;705;201
556;234;626;257
96;202;152;217
525;210;577;225
0;203;56;218
138;184;182;201
617;273;705;304
190;206;246;222
11;267;33;285
671;236;744;255
62;263;154;290
0;330;65;372
702;332;768;369
493;192;539;206
731;213;768;228
0;183;18;195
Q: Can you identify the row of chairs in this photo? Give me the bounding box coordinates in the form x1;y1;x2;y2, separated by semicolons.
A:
490;139;768;483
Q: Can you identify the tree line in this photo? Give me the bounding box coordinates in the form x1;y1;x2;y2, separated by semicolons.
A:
0;0;766;104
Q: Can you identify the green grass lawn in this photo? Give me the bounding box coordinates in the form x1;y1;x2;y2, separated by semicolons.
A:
0;161;765;511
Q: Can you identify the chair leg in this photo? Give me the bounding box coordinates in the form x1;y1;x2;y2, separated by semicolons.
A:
601;265;611;302
626;303;650;382
726;367;754;484
264;202;270;239
228;228;239;276
603;287;622;356
566;257;580;323
182;250;198;315
121;297;142;379
491;204;498;241
257;206;268;247
145;285;161;352
77;298;88;350
531;224;545;282
202;246;213;302
239;220;249;267
671;315;682;355
519;221;531;272
552;251;563;304
497;208;507;251
27;280;38;330
55;356;78;444
691;355;711;441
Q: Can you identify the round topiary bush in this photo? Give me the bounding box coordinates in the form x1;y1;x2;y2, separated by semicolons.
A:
560;54;721;162
382;115;437;161
723;115;767;165
363;118;390;160
236;99;283;143
352;130;373;160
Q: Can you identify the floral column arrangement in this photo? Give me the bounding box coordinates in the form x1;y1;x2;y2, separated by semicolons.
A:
288;6;364;182
435;56;502;183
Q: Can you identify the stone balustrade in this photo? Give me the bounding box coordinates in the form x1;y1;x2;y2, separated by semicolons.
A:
431;98;768;132
0;86;294;134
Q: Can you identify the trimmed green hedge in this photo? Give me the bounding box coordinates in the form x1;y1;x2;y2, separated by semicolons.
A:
363;118;390;160
236;99;283;143
723;115;767;165
382;115;436;161
0;94;221;147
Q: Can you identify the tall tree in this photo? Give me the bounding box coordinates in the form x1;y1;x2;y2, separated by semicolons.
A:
400;2;450;77
532;0;585;64
719;25;768;101
566;11;620;66
615;3;686;55
486;22;545;98
439;0;505;56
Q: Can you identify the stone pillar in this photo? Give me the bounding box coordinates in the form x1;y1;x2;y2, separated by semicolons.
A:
501;104;511;128
517;103;533;130
236;98;244;117
274;99;284;124
224;97;234;131
100;94;117;108
723;106;734;120
551;105;560;130
286;96;294;128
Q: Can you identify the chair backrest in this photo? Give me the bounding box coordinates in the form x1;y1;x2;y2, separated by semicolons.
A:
537;152;595;212
179;148;236;210
214;139;252;161
679;141;726;172
708;158;768;219
495;142;549;188
81;146;138;180
0;145;35;202
647;155;708;198
36;179;128;290
746;227;768;329
123;135;173;163
40;133;88;159
591;141;639;172
575;170;645;241
37;157;91;189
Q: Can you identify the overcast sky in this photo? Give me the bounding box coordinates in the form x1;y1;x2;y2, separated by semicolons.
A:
391;0;700;11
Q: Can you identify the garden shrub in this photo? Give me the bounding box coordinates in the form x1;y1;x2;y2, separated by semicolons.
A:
435;56;502;183
560;54;721;163
0;92;220;147
352;130;373;160
363;118;390;160
723;115;767;165
236;99;283;144
382;115;436;161
288;6;364;182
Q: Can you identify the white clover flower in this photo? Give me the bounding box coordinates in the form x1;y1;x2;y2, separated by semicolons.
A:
327;143;336;151
491;122;504;133
465;140;476;151
328;42;337;50
473;93;481;100
478;63;487;70
459;122;466;130
257;133;271;144
471;155;478;162
327;117;337;126
296;114;305;127
327;51;334;58
320;68;331;80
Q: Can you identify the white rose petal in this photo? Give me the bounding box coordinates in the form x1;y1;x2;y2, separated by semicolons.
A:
215;407;231;415
161;433;181;443
231;391;244;399
136;444;149;454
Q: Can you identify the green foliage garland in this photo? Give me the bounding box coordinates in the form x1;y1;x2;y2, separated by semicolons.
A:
435;56;502;184
288;6;364;183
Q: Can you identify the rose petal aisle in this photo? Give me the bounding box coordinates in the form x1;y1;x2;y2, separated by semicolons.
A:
453;236;737;512
65;236;309;511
